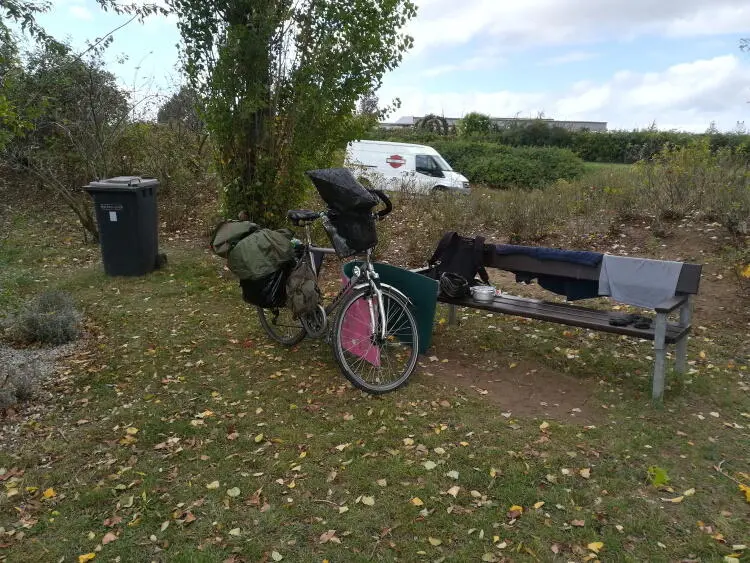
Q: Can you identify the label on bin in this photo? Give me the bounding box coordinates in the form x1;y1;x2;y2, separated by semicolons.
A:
100;203;124;211
109;211;118;222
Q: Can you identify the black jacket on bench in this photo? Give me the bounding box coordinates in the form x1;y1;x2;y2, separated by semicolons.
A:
495;245;604;301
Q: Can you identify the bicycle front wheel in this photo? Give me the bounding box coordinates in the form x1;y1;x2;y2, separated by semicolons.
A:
332;286;419;394
257;306;306;346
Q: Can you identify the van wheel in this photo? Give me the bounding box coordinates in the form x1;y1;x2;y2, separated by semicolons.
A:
432;186;448;193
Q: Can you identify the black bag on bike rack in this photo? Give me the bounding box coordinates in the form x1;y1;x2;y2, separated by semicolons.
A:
306;168;379;213
240;264;291;308
325;210;378;255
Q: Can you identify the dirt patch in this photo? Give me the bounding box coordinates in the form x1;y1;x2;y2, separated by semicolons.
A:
418;352;601;424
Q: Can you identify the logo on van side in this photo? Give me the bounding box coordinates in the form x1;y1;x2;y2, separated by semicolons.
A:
386;155;406;168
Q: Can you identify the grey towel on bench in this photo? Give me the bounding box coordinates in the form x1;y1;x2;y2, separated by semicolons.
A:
599;255;682;309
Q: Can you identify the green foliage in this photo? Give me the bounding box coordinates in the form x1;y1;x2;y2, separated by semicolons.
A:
113;121;216;230
638;142;750;233
157;85;203;133
4;41;132;240
169;0;417;226
371;121;750;164
415;114;451;135
457;112;493;136
647;466;671;487
430;140;585;189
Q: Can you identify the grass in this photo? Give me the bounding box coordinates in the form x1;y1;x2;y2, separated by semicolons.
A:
0;201;749;563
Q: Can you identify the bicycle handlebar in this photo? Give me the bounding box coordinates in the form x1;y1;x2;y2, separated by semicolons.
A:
371;190;393;219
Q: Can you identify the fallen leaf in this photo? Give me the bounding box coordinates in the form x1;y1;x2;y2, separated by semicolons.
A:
428;537;442;546
42;488;56;499
661;496;684;503
102;532;118;545
228;528;241;536
507;505;523;519
403;437;414;446
335;443;350;451
227;487;241;498
319;530;338;544
571;519;585;527
206;481;220;490
376;479;387;487
254;434;264;443
533;501;545;509
446;470;459;480
410;497;424;506
587;541;604;553
740;484;750;503
683;488;696;497
78;555;96;563
103;516;122;528
447;486;460;498
423;461;437;470
481;553;498;562
361;496;375;506
579;468;591;479
126;427;138;435
121;495;134;508
271;551;283;561
539;421;550;431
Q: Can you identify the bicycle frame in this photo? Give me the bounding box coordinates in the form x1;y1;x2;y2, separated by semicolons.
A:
300;222;389;340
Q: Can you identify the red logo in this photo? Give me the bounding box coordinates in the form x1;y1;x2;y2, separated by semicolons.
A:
386;154;406;168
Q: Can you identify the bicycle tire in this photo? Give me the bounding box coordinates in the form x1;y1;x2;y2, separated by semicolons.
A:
332;286;419;394
256;306;306;346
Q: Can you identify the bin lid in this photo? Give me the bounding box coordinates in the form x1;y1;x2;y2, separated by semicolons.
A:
85;176;159;192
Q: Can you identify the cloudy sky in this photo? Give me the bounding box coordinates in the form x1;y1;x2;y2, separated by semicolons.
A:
38;0;750;131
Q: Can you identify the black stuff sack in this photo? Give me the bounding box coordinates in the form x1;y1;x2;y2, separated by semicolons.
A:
306;168;379;213
240;266;290;308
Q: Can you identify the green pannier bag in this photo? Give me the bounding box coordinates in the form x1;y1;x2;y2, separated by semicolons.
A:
227;228;295;281
211;220;258;258
286;259;321;318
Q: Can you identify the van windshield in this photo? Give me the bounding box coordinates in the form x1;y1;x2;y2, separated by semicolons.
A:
433;155;453;171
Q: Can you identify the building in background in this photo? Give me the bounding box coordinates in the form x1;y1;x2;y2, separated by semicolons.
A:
380;115;608;132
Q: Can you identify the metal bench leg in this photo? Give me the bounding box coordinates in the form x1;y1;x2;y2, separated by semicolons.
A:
448;304;457;326
675;297;693;374
652;312;668;403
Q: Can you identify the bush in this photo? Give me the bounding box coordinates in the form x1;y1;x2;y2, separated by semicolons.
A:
0;361;41;409
8;290;82;345
430;140;585;189
114;122;217;231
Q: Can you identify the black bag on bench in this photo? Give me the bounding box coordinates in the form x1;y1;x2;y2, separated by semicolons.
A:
427;232;490;288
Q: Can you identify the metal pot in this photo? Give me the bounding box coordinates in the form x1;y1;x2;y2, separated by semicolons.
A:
470;285;495;303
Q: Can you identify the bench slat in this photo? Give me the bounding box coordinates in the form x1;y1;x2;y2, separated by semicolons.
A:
440;294;690;344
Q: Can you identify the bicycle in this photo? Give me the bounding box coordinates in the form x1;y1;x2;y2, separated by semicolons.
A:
256;190;420;394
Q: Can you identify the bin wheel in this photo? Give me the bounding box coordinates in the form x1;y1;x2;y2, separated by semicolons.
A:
155;253;168;270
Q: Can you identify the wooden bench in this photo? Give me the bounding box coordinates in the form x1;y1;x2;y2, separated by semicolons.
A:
420;250;702;402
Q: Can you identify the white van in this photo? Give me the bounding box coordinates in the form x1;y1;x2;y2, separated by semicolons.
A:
345;140;470;194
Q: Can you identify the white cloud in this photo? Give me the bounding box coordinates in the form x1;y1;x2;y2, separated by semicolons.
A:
381;55;750;132
422;53;505;77
539;51;599;66
69;5;94;21
406;0;750;53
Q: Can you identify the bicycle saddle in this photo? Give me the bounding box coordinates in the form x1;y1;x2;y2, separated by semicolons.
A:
287;209;320;225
